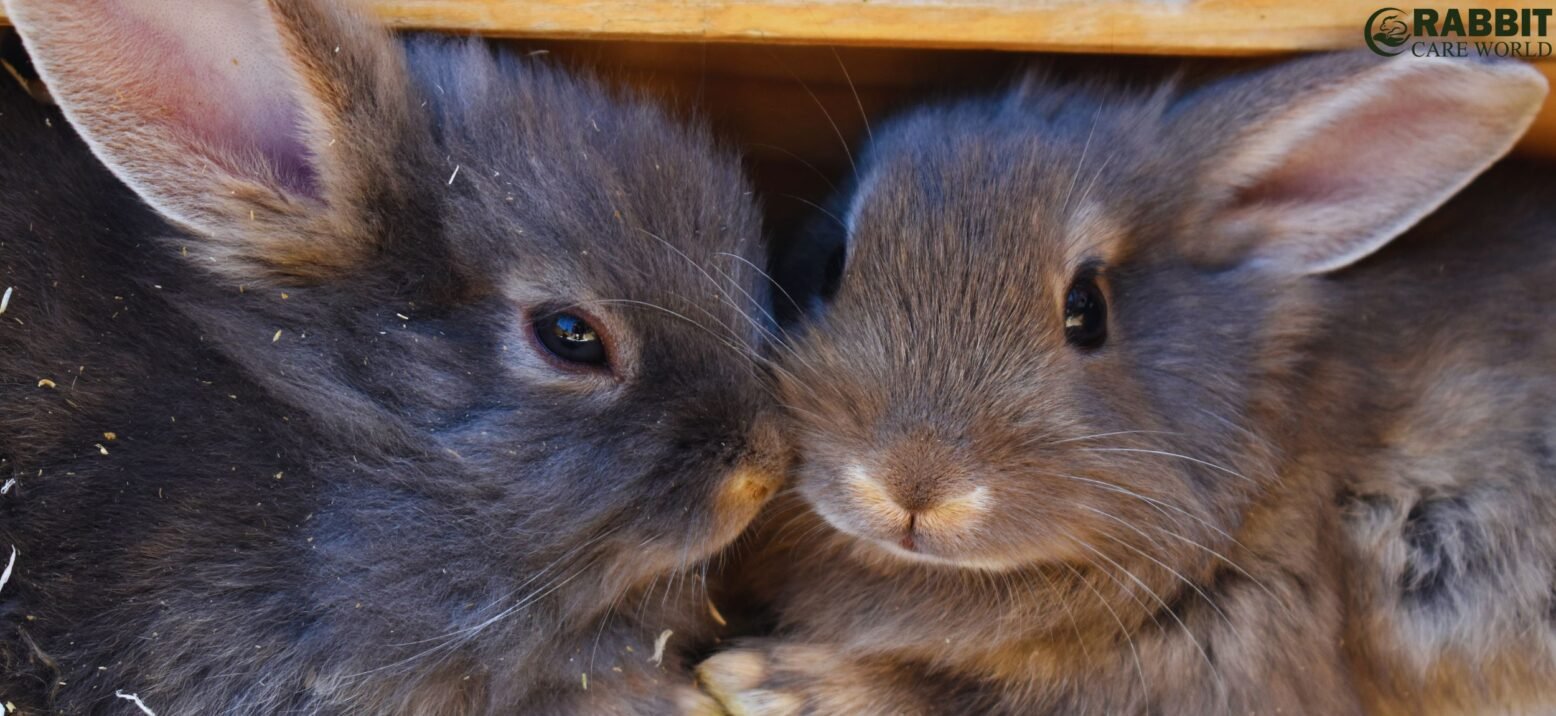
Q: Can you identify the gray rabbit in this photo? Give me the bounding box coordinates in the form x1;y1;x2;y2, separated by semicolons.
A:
0;0;783;713
700;53;1555;714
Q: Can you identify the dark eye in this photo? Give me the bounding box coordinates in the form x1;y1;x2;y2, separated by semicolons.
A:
534;312;608;367
1063;272;1108;350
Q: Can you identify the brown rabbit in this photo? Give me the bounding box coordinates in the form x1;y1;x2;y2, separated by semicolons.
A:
697;53;1554;714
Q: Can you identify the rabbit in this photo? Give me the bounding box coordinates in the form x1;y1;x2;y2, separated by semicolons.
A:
0;0;788;713
696;52;1555;715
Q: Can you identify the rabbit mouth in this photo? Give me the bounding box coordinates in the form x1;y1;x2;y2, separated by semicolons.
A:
848;524;1088;573
807;491;1020;570
846;529;1034;572
806;478;1091;572
803;462;1015;566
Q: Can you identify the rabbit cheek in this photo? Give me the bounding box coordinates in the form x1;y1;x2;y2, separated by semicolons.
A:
613;466;780;584
708;415;789;543
710;466;784;541
622;413;787;577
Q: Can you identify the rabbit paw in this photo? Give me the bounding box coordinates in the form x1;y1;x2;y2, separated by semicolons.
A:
673;682;731;716
698;642;925;716
697;644;817;716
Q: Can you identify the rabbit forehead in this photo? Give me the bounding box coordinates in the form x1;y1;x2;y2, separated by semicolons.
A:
410;42;763;306
853;108;1136;264
781;98;1164;449
833;133;1130;344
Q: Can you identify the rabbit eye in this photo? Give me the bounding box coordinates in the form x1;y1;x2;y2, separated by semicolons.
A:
534;312;608;367
1063;272;1107;349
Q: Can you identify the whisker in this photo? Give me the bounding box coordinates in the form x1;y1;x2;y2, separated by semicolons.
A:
1071;151;1116;213
630;227;768;341
704;257;782;339
1028;469;1273;596
830;46;872;145
1061;561;1148;697
389;526;623;648
1059;103;1104;215
746;142;837;193
1082;511;1234;628
1048;429;1182;446
588;588;628;675
1075;447;1254;484
714;251;808;329
349;557;602;679
581;298;753;361
766;47;856;174
1076;541;1222;688
1144;524;1281;605
1027;567;1092;663
779;193;847;231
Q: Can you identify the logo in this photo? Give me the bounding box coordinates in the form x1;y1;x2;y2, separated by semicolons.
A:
1366;7;1553;58
1366;8;1412;55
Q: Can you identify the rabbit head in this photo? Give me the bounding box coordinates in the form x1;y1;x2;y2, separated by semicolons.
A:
776;53;1545;601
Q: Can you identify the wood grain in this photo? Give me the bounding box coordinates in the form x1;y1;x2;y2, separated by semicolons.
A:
0;2;1551;155
0;1;1538;53
374;0;1358;54
1526;62;1556;158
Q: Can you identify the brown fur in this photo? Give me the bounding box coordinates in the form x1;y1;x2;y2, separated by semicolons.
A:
700;54;1554;714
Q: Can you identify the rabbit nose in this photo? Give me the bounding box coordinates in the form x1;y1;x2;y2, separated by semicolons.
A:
889;477;944;513
866;432;980;512
843;463;988;525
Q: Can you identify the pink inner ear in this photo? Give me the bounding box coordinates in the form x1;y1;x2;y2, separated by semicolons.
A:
1213;57;1546;275
102;0;319;197
1237;100;1430;209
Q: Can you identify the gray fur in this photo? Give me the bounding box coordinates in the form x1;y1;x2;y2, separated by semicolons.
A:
0;1;780;713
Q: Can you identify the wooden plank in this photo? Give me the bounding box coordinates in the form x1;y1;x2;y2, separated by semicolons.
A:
0;1;1540;54
0;3;1552;156
369;0;1351;54
1527;62;1556;158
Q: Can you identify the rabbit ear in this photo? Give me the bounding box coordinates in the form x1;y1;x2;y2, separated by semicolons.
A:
1180;54;1547;275
4;0;415;282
